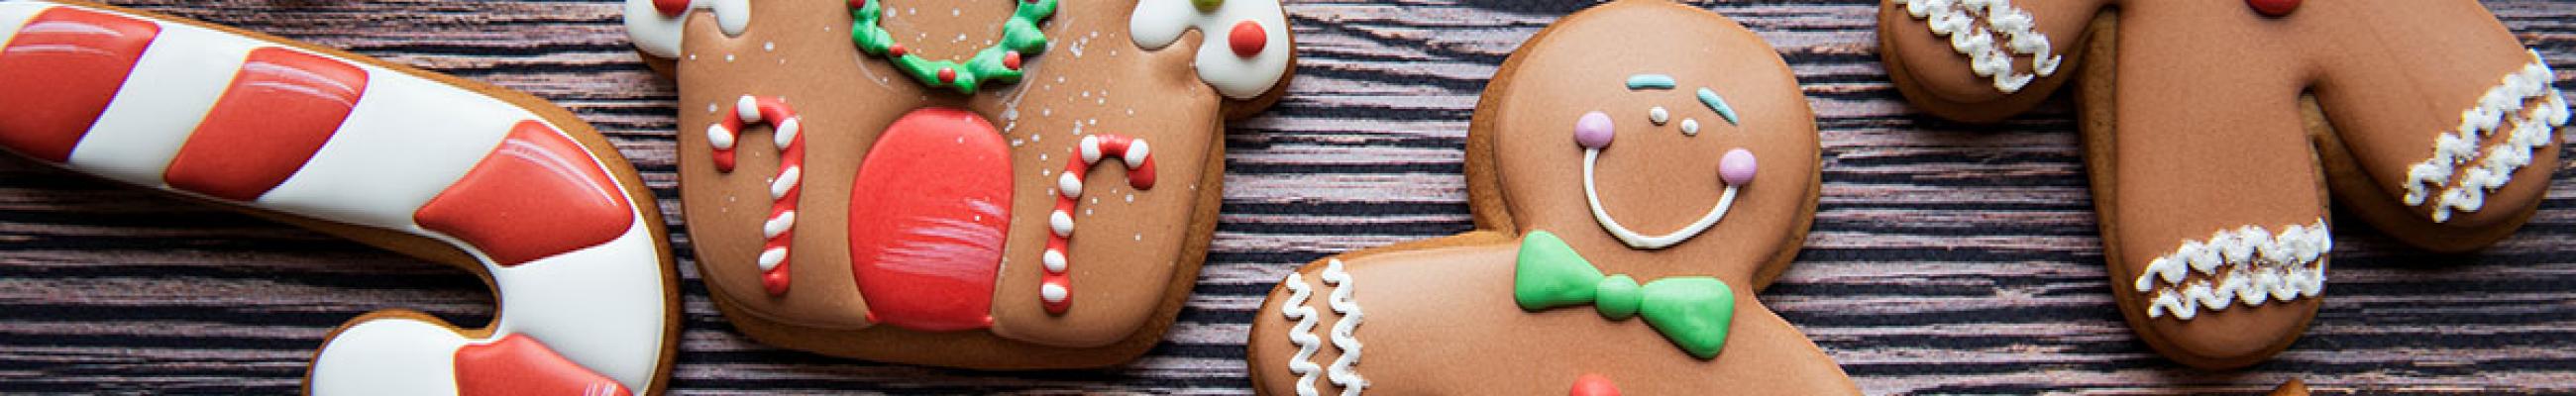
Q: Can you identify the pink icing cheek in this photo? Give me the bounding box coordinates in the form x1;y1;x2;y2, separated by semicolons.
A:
1574;111;1615;148
1719;148;1756;186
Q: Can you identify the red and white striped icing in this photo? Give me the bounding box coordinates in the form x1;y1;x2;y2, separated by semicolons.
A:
0;3;670;395
707;95;805;295
1044;134;1158;313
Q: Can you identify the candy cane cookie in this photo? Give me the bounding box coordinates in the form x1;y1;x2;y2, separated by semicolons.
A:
627;0;1292;368
0;1;678;394
1877;0;2567;368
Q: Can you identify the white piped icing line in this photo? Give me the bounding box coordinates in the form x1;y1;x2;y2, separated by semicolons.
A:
624;0;751;59
2134;220;2331;321
1581;148;1741;249
2401;51;2569;223
1891;0;2063;93
1043;134;1159;314
1319;258;1366;396
1127;0;1292;99
709;95;805;295
1279;272;1325;396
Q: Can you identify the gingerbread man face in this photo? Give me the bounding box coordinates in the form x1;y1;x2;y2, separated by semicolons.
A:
624;0;1293;367
1878;0;2567;368
1247;1;1854;394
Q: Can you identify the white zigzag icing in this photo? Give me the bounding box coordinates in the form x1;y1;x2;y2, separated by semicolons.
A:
2134;220;2331;320
1891;0;2063;93
1320;259;1366;396
1279;272;1324;396
2403;51;2570;223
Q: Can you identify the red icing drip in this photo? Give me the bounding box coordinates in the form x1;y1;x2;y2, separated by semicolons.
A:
653;0;690;17
1570;374;1620;396
0;8;160;162
416;121;635;267
1041;133;1158;314
2248;0;2299;17
847;108;1011;332
707;96;803;295
1228;20;1266;58
452;334;631;396
164;48;368;201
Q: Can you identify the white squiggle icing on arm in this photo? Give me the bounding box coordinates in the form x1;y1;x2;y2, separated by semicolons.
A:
1127;0;1292;99
1279;272;1324;396
2134;220;2331;320
624;0;751;59
1891;0;2061;93
2400;52;2568;223
1320;258;1366;396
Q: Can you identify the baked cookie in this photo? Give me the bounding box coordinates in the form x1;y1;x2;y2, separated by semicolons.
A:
1245;1;1854;394
0;1;680;395
622;0;1292;367
1877;0;2568;368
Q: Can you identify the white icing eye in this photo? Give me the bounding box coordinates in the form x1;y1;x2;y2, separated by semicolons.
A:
1649;106;1670;126
1680;119;1701;136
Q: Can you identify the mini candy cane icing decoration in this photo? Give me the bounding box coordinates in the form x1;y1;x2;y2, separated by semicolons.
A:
1045;134;1158;313
709;95;805;295
623;0;750;59
1890;0;2062;93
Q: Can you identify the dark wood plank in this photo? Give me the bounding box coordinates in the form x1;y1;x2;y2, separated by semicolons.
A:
0;0;2570;394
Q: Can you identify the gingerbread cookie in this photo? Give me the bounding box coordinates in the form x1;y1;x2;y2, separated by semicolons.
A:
1245;1;1854;393
1877;0;2568;368
623;0;1292;367
0;1;680;394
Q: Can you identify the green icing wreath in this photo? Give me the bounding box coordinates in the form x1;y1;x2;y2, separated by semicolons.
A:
850;0;1056;93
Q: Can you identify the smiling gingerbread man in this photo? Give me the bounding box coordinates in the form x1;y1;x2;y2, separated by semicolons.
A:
1247;1;1856;394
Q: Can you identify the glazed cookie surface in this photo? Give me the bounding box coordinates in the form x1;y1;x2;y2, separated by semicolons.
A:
1246;1;1855;394
1877;0;2567;368
0;1;681;394
625;0;1292;367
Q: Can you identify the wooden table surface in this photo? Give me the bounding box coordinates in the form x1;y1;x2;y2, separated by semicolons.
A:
2;0;2571;394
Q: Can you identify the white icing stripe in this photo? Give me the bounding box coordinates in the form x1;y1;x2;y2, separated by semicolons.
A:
623;0;749;59
2134;220;2330;321
488;216;667;393
0;2;43;46
65;20;255;186
1127;0;1291;99
260;61;521;232
2402;52;2569;223
1319;258;1366;396
1581;148;1740;249
1279;271;1324;396
307;319;467;395
1891;0;2062;93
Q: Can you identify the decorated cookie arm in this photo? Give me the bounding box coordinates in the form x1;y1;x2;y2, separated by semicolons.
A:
2389;53;2566;224
1128;0;1293;100
1875;0;2107;121
0;2;672;394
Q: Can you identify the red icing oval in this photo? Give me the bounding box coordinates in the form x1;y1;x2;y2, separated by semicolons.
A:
654;0;690;17
1570;374;1620;396
1229;20;1266;58
2248;0;2298;17
165;48;369;201
847;108;1011;332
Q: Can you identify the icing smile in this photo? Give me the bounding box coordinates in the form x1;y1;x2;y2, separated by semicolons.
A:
1574;76;1759;249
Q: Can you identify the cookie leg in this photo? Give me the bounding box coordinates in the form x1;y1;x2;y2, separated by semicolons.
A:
1876;0;2109;122
2080;7;2324;369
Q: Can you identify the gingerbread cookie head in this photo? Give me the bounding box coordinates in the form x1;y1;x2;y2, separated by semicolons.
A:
623;0;1293;367
1877;0;2567;368
1248;1;1852;394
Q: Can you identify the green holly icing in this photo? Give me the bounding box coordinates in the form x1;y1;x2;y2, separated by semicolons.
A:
1515;231;1738;359
851;0;1056;94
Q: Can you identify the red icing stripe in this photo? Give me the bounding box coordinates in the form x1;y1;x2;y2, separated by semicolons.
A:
452;334;631;396
163;48;367;201
0;7;160;162
847;108;1010;332
416;121;635;267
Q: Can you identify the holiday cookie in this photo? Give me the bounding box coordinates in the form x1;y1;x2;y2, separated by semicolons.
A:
623;0;1292;367
0;1;679;395
1877;0;2567;368
1246;1;1854;393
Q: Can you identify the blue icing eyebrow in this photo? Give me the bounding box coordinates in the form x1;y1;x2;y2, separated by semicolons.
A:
1697;87;1740;126
1626;74;1676;90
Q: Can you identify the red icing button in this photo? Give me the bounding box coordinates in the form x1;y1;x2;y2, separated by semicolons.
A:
1228;20;1266;57
0;8;161;163
416;121;635;267
654;0;691;16
165;48;368;201
937;67;958;83
2248;0;2298;17
1003;50;1023;70
847;0;868;10
888;44;908;57
1570;374;1620;396
847;108;1011;332
453;334;632;396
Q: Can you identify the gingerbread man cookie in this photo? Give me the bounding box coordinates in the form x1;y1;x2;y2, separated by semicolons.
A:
623;0;1292;367
0;1;680;394
1246;1;1854;393
1877;0;2567;368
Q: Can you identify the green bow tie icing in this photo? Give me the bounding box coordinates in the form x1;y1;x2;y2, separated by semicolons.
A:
1514;231;1737;359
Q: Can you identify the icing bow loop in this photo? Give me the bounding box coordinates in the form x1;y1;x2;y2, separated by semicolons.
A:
1514;231;1736;359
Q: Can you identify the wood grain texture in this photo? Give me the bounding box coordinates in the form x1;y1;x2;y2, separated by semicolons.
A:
0;0;2570;394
